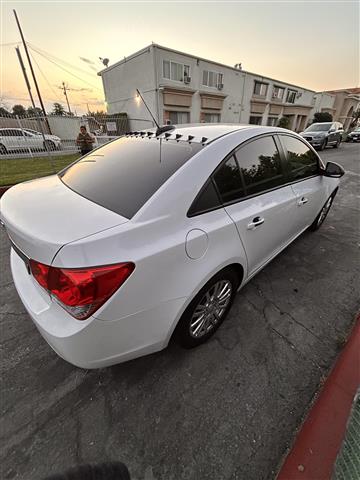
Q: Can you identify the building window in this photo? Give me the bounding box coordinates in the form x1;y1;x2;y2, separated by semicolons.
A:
253;81;268;96
167;111;190;124
286;89;297;103
163;60;190;82
267;117;278;126
202;70;224;88
204;113;221;123
272;86;285;100
249;115;262;125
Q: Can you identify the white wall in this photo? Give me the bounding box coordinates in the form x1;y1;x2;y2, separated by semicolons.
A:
100;44;319;131
100;47;157;130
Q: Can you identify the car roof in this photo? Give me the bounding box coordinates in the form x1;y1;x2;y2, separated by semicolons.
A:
131;123;273;145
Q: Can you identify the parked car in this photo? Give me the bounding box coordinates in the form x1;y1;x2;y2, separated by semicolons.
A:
0;124;344;368
300;122;344;150
0;128;61;154
346;126;360;142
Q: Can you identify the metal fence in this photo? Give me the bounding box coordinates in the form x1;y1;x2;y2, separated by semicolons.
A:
0;113;153;159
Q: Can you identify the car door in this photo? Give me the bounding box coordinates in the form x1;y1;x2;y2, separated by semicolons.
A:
328;123;337;144
278;134;327;231
212;134;299;277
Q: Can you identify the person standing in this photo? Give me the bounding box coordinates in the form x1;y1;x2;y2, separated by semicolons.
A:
76;126;94;156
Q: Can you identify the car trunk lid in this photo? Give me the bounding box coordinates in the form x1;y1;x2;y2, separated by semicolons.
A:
0;175;128;265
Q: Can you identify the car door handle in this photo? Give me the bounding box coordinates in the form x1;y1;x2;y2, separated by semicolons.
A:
247;216;265;230
297;197;308;206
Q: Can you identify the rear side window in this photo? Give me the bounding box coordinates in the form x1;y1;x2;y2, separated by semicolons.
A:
235;135;285;195
213;155;244;203
60;136;202;218
280;135;319;180
188;180;221;216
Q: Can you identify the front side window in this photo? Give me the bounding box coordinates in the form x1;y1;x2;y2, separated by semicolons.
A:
280;135;319;180
213;155;244;203
253;81;268;96
286;90;297;103
235;136;285;195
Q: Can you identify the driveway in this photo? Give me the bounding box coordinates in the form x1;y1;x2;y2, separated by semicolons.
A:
1;143;359;480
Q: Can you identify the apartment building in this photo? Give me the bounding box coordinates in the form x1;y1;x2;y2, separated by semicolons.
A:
98;44;326;132
313;88;360;130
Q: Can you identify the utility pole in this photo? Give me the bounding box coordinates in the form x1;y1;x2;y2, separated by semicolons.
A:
15;46;36;111
62;82;72;115
13;10;48;119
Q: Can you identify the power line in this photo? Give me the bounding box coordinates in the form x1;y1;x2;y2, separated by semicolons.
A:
28;45;103;93
28;48;64;104
28;42;100;78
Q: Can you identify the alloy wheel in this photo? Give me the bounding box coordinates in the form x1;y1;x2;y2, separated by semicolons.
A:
189;280;232;338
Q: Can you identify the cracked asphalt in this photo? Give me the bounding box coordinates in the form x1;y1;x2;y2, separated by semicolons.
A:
1;143;359;480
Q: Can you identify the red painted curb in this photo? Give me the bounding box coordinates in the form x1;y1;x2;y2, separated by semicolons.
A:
277;316;360;480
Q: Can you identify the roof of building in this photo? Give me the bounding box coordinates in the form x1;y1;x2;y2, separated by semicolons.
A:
98;43;316;93
324;87;360;95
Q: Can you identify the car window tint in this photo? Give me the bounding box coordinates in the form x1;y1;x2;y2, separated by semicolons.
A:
188;180;221;216
235;136;285;195
213;155;244;203
60;136;202;219
281;135;319;180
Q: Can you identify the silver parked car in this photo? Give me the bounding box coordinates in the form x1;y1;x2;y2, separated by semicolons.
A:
300;122;343;150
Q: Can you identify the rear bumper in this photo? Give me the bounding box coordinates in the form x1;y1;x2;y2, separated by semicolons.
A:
10;248;186;368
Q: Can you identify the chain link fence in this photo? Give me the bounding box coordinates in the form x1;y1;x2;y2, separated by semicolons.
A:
0;113;154;159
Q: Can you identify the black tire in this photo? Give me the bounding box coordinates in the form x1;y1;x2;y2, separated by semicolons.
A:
319;138;328;151
333;138;341;148
0;144;7;154
174;267;240;348
44;140;56;151
309;190;337;231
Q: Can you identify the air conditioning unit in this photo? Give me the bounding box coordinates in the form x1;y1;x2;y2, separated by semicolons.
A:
184;76;191;84
217;83;224;90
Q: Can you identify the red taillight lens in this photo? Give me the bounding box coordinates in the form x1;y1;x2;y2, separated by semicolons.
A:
29;260;135;320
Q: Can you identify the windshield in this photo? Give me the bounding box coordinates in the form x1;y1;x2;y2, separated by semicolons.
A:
60;136;203;218
305;123;332;132
353;127;360;132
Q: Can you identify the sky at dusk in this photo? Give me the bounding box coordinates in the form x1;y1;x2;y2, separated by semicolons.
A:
1;0;359;115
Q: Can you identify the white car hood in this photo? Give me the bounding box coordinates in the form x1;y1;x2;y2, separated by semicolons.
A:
0;175;128;264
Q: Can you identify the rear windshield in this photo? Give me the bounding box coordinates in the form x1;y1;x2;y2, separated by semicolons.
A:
60;136;202;218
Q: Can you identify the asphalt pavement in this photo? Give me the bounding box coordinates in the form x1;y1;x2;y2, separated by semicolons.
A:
0;142;359;480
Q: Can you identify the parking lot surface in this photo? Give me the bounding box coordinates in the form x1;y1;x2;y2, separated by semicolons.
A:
1;143;359;480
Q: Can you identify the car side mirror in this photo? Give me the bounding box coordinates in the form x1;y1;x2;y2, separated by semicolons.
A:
323;161;345;178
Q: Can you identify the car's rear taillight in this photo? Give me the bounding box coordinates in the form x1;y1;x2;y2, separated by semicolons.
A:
29;260;135;320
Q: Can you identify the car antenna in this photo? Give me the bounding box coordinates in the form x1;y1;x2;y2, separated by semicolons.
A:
136;88;175;137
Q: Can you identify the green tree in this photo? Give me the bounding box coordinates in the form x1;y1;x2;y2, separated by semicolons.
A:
27;106;43;116
277;116;290;129
313;112;333;123
51;103;66;116
0;106;10;117
12;104;26;116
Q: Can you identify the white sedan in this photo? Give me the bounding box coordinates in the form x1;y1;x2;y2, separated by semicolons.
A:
0;124;344;368
0;128;61;154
